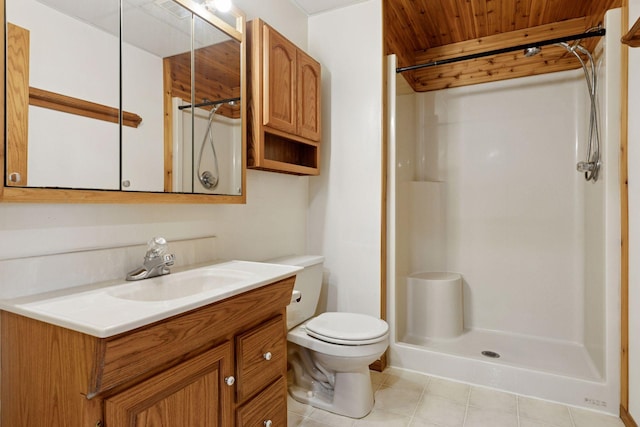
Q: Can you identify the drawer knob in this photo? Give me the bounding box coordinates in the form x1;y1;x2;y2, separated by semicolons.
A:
263;352;272;361
224;376;235;386
264;420;273;427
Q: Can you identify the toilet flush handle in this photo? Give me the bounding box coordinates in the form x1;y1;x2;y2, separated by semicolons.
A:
291;290;302;303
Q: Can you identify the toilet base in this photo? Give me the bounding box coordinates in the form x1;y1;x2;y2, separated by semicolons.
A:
289;366;375;419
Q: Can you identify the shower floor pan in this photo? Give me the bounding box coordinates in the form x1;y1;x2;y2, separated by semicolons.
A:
402;328;602;382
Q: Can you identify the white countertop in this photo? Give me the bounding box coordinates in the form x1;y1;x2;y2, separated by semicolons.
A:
0;260;301;338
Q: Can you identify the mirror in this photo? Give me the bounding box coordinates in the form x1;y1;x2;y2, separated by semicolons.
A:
2;0;246;202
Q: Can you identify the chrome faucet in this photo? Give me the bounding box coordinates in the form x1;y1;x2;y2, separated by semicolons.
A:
126;237;175;281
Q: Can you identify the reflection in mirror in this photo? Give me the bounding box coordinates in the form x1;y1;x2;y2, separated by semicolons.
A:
5;0;244;197
6;0;121;190
163;14;242;195
121;0;192;193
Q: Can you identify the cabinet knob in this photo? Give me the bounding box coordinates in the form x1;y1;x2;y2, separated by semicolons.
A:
8;172;21;183
263;352;272;361
264;420;273;427
224;376;235;386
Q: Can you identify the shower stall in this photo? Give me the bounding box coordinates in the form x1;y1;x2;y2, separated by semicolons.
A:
172;98;242;195
386;9;621;413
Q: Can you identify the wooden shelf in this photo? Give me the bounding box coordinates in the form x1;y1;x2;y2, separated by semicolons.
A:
263;133;318;172
29;87;142;128
622;17;640;47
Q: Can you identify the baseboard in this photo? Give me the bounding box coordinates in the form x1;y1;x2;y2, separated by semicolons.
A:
621;405;638;427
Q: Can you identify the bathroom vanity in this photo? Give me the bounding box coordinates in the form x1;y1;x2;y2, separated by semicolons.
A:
0;262;298;426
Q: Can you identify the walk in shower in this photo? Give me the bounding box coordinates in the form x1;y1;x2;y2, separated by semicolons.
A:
386;9;621;413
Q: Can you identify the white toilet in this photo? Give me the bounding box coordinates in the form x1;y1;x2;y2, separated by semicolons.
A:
268;255;389;419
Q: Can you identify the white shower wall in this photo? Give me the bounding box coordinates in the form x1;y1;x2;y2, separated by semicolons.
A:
174;105;242;195
397;70;588;343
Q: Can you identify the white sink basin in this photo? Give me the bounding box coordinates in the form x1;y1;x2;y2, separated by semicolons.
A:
108;268;255;302
0;260;302;338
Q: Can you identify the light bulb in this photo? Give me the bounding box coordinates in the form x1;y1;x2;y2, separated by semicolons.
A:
212;0;232;12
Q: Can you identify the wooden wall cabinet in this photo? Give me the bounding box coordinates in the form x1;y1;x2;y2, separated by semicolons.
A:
0;276;294;427
247;19;322;175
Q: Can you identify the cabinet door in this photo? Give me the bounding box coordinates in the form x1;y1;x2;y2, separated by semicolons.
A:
297;51;321;142
104;343;233;427
263;24;297;135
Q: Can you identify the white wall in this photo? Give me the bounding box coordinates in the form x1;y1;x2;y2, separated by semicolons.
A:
401;71;588;342
307;0;383;317
121;42;165;192
0;0;310;299
627;0;640;420
235;0;307;47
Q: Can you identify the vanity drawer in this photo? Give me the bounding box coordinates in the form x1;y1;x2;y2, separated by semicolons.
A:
236;377;287;427
94;277;294;396
236;315;287;401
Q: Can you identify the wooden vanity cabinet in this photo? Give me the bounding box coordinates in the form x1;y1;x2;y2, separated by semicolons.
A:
104;343;233;426
247;19;322;175
0;276;295;427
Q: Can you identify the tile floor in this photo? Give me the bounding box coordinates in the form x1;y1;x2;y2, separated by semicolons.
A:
287;367;625;427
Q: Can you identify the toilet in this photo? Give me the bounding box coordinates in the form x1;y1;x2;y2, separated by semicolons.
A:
268;255;389;419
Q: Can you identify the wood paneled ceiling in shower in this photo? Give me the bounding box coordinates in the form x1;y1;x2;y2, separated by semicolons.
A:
385;0;622;92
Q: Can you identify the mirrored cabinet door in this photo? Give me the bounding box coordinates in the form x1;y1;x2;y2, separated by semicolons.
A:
6;0;121;190
121;0;192;193
161;12;242;195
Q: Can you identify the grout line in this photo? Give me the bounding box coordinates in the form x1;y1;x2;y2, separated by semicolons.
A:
409;375;430;423
461;385;472;426
568;405;577;427
516;395;521;427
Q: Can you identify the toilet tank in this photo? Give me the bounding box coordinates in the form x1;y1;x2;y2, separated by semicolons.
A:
266;255;324;330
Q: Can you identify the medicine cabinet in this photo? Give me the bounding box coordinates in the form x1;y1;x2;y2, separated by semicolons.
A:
2;0;246;204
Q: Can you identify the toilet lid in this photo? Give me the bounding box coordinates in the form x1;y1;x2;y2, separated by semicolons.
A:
305;312;389;345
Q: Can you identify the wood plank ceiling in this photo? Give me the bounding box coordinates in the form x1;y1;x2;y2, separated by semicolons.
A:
385;0;622;92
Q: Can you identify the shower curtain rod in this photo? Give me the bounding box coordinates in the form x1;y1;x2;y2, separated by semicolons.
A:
396;28;606;73
178;96;241;110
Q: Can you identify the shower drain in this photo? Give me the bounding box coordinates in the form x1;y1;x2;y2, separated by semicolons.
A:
481;350;501;359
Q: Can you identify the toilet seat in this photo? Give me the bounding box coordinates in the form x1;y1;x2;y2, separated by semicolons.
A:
305;312;389;345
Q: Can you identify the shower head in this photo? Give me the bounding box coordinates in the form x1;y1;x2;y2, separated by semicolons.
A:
523;46;542;57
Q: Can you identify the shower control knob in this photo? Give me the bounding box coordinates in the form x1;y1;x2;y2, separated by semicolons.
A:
264;420;273;427
224;376;235;386
263;352;272;361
